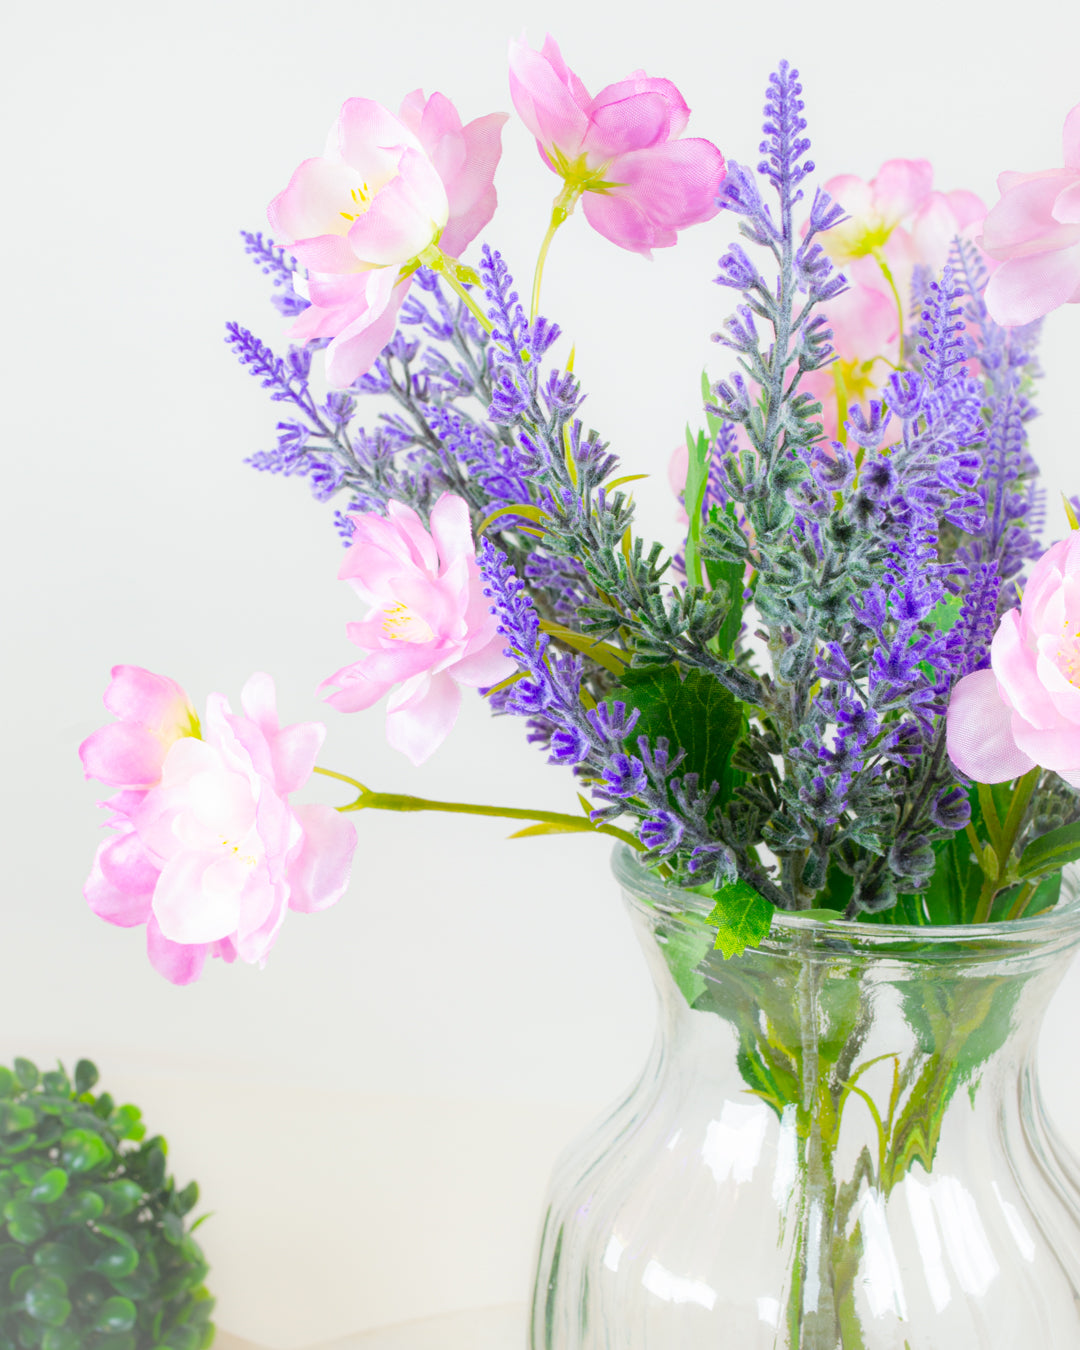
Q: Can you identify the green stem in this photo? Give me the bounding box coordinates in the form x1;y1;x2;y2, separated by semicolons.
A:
1006;880;1037;923
973;768;1041;924
312;766;644;851
872;248;905;356
531;186;578;322
417;244;493;333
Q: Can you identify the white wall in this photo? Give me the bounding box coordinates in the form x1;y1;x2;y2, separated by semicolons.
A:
3;1;1080;1346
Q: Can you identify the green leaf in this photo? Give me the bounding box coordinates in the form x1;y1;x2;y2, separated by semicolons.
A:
506;821;592;840
657;927;712;1006
73;1061;98;1096
31;1245;82;1282
55;1191;103;1225
607;665;745;805
0;1068;15;1100
707;880;773;959
59;1129;111;1174
13;1061;39;1092
100;1180;142;1218
1018;820;1080;880
928;593;963;632
683;426;710;588
4;1200;48;1245
24;1274;71;1327
28;1171;67;1205
703;502;747;660
41;1329;81;1350
94;1297;137;1333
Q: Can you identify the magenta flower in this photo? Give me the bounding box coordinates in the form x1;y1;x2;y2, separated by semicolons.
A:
982;103;1080;326
321;494;516;765
81;670;356;984
508;34;725;256
947;534;1080;787
268;94;506;387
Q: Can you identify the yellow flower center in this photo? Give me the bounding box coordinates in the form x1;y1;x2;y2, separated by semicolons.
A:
340;183;374;223
1057;617;1080;687
381;602;435;643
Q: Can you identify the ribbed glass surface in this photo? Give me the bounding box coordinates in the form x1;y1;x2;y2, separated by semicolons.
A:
530;848;1080;1349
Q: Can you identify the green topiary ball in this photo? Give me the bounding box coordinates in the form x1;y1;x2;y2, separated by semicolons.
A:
0;1057;214;1350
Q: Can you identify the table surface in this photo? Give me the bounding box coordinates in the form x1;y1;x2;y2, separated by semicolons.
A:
215;1304;527;1350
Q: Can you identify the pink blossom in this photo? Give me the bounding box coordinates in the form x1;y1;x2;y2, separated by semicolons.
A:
799;282;903;442
79;665;200;789
508;34;725;256
321;493;515;765
81;671;356;984
268;94;506;387
946;534;1080;787
982;103;1080;326
820;160;989;314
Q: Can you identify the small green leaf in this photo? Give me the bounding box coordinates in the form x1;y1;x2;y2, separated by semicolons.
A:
94;1296;137;1333
31;1245;82;1282
175;1182;199;1216
506;821;592;840
101;1180;143;1218
73;1061;99;1096
56;1190;104;1225
28;1171;67;1205
707;879;773;959
0;1068;15;1100
658;927;711;1005
24;1274;71;1326
1018;821;1080;880
4;1199;48;1245
13;1060;39;1092
41;1328;81;1350
60;1128;111;1174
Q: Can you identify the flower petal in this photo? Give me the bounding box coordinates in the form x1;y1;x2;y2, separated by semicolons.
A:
385;671;461;764
146;916;208;986
288;804;357;913
984;239;1080;326
946;668;1036;783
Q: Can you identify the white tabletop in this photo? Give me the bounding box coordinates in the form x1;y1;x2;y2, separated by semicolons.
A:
216;1304;525;1350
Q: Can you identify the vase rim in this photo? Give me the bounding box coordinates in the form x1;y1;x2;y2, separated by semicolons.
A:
611;844;1080;956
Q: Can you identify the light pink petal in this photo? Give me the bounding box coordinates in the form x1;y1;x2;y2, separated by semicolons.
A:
386;671;461;764
238;672;279;741
99;829;160;896
1054;179;1080;225
153;852;243;944
946;668;1036;783
288;804;357;913
606;138;725;229
428;492;475;570
304;267;378;312
335;99;422;178
102;666;192;731
386;498;441;572
591;75;689;138
80;723;166;788
824;174;874;218
450;636;517;688
438;111;508;258
821;284;898;361
1064;103;1080;170
984;240;1080;326
991;608;1060;727
269;722;325;795
583;191;663;255
539;34;592;109
323;278;408;388
911;192;977;275
981;174;1078;258
85;838;154;928
289;234;366;275
508;35;590;157
583;91;675;161
1011;718;1080;775
345;151;447;265
146;916;208;986
872;159;934;225
268;157;361;246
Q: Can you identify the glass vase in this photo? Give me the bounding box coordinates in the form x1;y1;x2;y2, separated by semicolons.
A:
530;846;1080;1349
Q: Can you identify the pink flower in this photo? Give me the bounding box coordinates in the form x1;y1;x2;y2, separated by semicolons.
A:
508;35;725;256
946;534;1080;787
982;103;1080;326
800;282;900;441
321;494;515;765
268;94;506;387
81;670;356;984
79;665;200;789
820;159;988;314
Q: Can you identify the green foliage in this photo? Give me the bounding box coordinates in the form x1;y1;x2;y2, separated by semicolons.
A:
0;1059;214;1350
706;879;773;958
608;665;745;806
1018;820;1080;880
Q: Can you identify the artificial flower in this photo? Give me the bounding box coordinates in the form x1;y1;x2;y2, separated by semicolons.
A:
508;34;725;256
269;94;505;386
321;494;516;765
78;665;199;789
820;159;988;318
82;671;356;984
800;282;900;441
947;533;1080;786
982;102;1080;326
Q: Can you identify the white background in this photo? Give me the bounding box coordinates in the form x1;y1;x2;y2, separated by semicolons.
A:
3;1;1080;1345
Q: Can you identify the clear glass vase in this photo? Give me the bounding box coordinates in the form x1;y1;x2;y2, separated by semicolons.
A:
530;846;1080;1349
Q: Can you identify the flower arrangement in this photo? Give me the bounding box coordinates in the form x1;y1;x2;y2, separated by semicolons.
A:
81;38;1080;974
0;1058;213;1350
